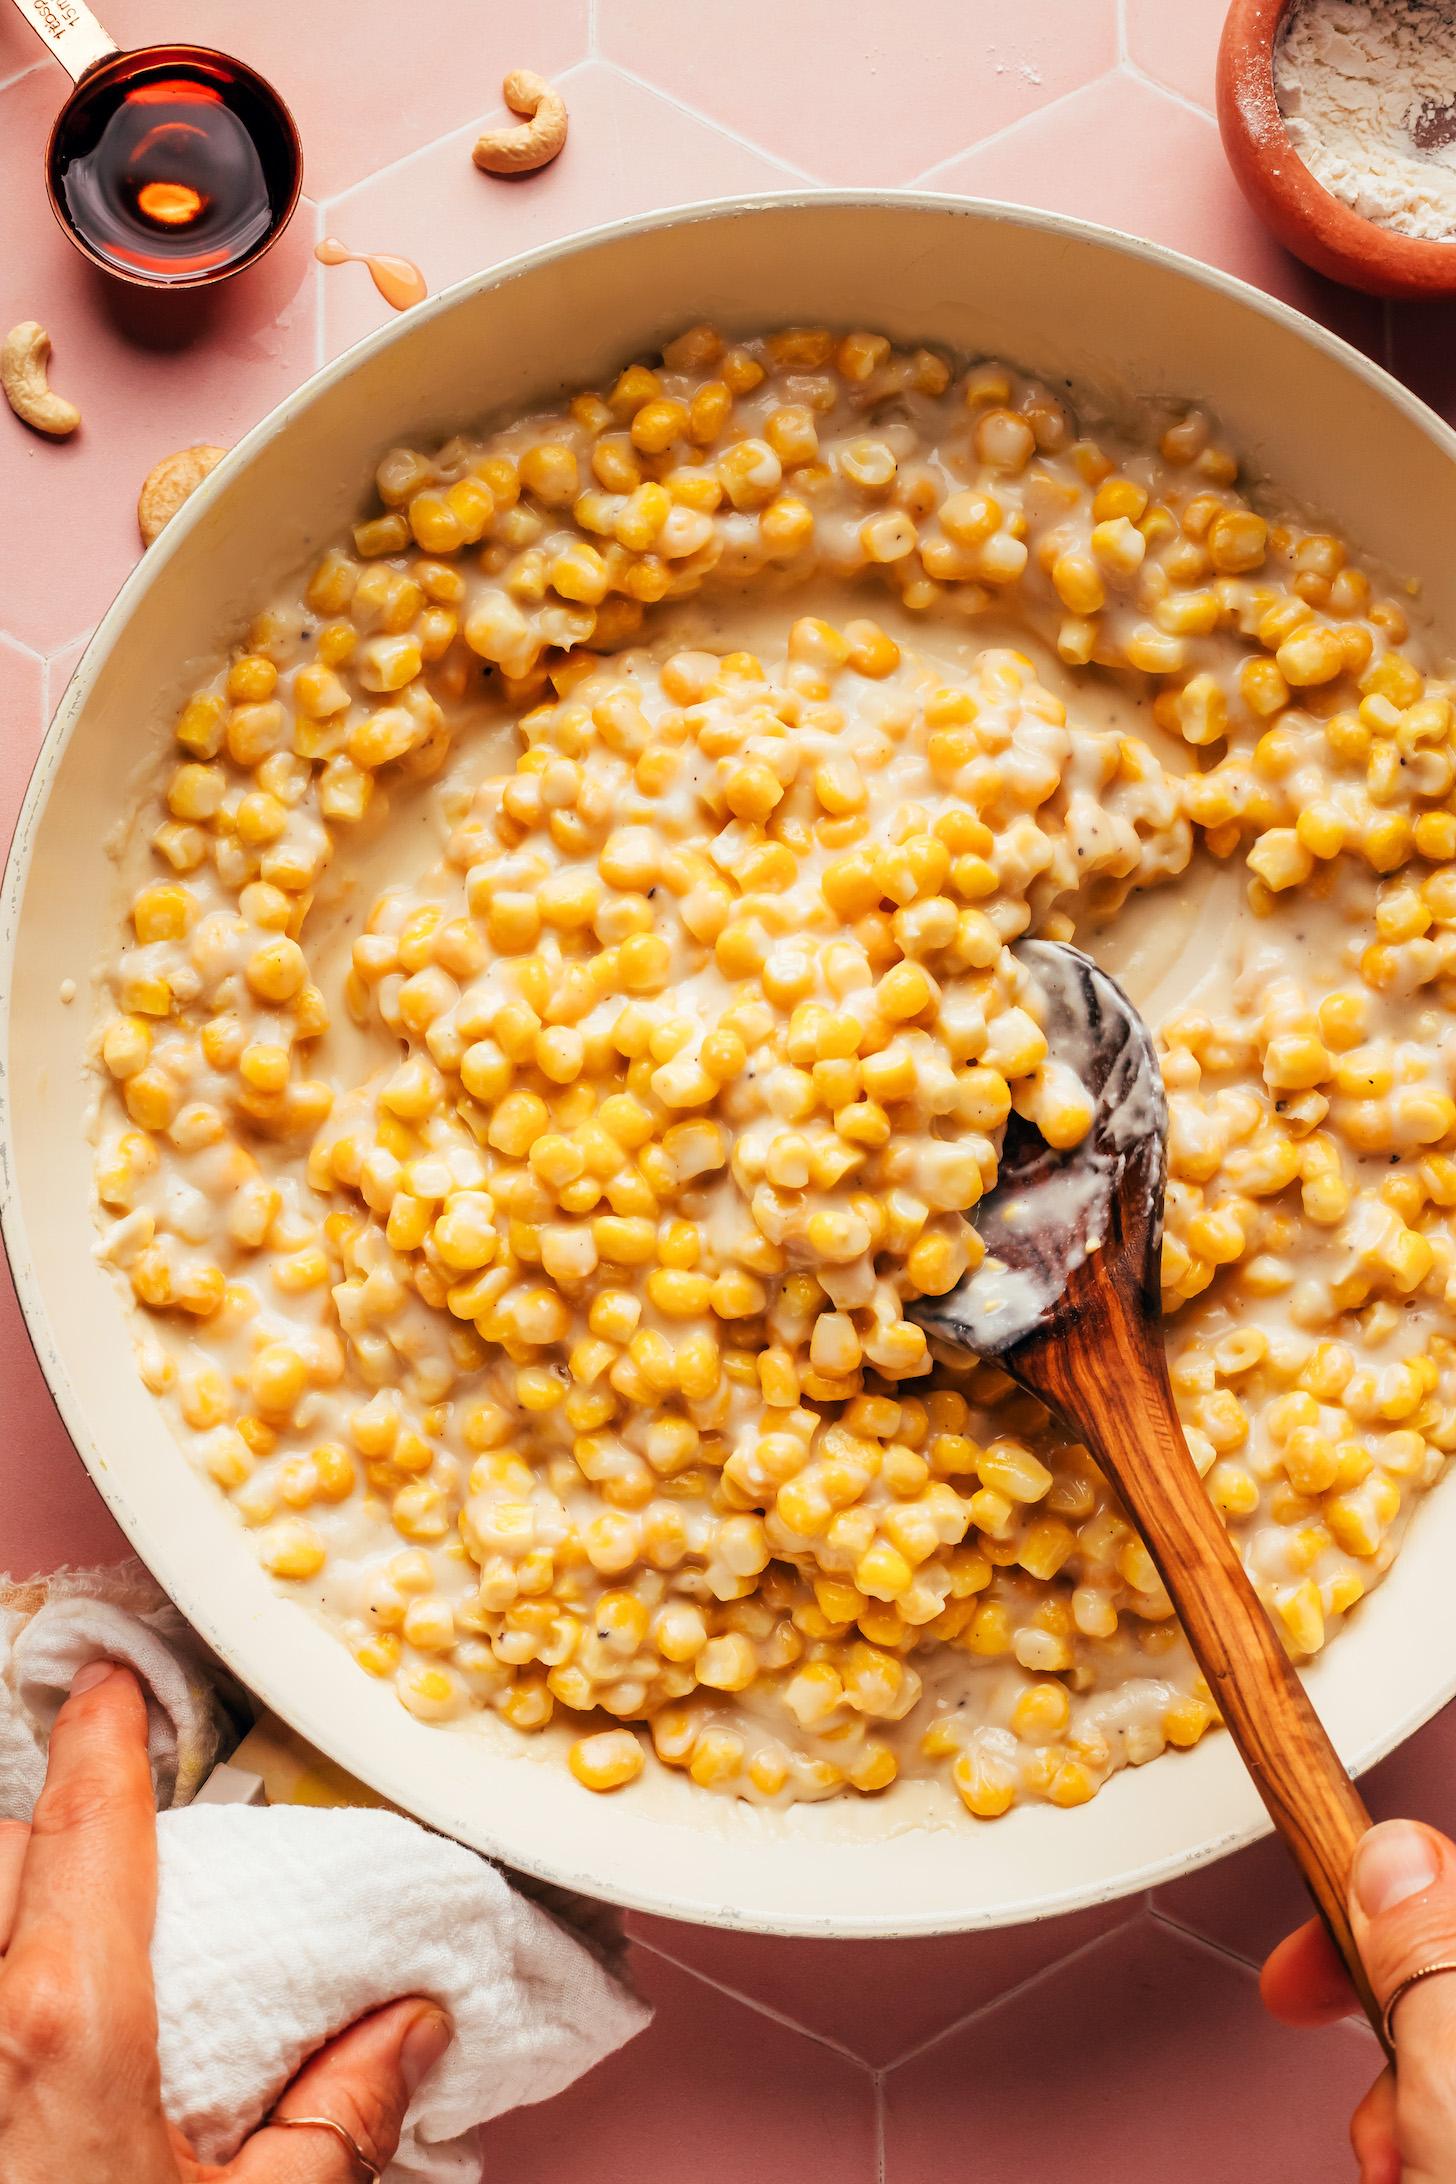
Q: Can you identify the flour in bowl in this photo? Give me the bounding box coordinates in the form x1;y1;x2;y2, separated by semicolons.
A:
1275;0;1456;241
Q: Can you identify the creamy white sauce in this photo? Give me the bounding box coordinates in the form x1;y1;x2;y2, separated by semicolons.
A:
86;330;1456;1823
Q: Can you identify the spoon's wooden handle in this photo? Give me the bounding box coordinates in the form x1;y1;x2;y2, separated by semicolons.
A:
1032;1300;1390;2060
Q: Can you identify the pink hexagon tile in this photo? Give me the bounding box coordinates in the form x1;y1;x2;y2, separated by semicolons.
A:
1363;1689;1456;1815
0;633;128;1576
1389;300;1456;429
43;632;88;713
317;62;801;359
0;635;43;855
475;1942;877;2182
629;1895;1134;2069
0;66;319;654
1154;1699;1456;1969
0;1233;130;1579
881;1916;1377;2182
0;0;592;201
1153;1829;1311;1973
927;69;1382;360
0;8;44;78
601;0;1118;187
1124;0;1229;113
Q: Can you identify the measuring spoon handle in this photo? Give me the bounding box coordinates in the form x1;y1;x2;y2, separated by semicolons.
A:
9;0;117;83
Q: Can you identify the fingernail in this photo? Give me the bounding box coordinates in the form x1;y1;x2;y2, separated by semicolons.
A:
400;2008;451;2096
1354;1822;1439;1917
69;1661;114;1698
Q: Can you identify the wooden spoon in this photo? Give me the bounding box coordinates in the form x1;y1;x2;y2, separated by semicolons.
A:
912;938;1389;2055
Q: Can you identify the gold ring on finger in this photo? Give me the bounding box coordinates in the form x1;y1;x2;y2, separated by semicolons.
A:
1381;1959;1456;2053
266;2111;382;2181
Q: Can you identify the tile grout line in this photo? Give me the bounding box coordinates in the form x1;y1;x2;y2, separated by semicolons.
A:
1144;1903;1382;2050
1118;54;1218;126
0;56;42;95
596;56;822;184
312;198;327;374
324;56;598;213
1115;0;1128;64
586;0;598;58
1146;1898;1264;1972
878;1914;1138;2075
872;2067;887;2184
910;76;1104;186
46;626;100;665
627;1932;874;2070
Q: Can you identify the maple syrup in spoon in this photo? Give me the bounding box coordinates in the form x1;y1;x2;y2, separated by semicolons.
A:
50;48;300;285
9;0;301;286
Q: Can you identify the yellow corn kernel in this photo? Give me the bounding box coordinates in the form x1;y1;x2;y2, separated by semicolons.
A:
1018;1517;1076;1580
260;1518;326;1582
175;1264;226;1318
250;1343;308;1416
101;1014;154;1081
952;1746;1016;1818
1047;1760;1098;1808
1275;1579;1326;1656
569;1730;645;1792
696;1632;759;1692
1051;551;1105;616
1011;1680;1072;1741
688;1728;744;1788
517;441;579;508
1090;476;1146;522
132;883;194;944
920;1717;962;1761
977;1442;1053;1503
1208;510;1268;573
855;1540;914;1601
644;1267;711;1319
1247;830;1314;893
1208;1461;1259;1519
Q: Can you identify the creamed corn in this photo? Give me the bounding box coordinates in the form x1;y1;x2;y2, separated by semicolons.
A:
93;324;1456;1820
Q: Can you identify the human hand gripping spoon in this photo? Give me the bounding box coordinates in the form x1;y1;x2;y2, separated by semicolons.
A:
911;939;1391;2056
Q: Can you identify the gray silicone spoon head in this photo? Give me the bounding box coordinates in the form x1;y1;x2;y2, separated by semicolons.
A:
911;939;1168;1361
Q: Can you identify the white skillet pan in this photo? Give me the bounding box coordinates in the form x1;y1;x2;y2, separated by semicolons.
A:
5;194;1456;1935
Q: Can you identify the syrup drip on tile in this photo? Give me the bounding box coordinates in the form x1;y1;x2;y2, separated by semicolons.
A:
315;236;427;311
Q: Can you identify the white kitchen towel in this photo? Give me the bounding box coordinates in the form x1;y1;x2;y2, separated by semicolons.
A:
152;1803;649;2183
0;1568;651;2178
0;1560;232;1819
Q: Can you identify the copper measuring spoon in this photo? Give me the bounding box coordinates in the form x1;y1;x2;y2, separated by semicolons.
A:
913;939;1390;2058
9;0;300;287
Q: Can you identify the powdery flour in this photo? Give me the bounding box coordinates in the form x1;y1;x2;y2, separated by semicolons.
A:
1275;0;1456;240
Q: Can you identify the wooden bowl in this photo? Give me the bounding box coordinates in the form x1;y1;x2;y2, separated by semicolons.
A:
1218;0;1456;297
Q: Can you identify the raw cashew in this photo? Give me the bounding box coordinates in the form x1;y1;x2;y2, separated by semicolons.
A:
137;444;228;546
2;322;80;438
472;70;568;174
